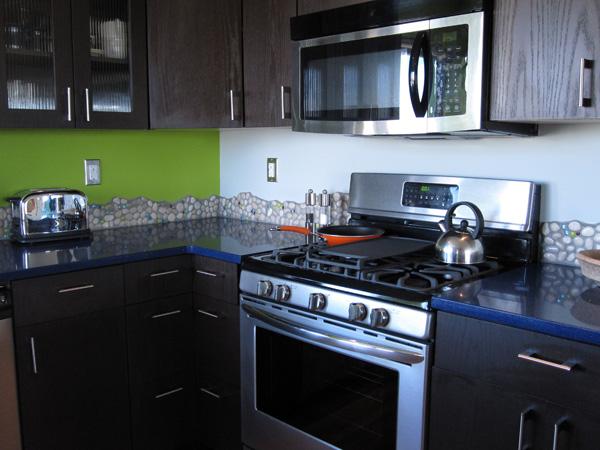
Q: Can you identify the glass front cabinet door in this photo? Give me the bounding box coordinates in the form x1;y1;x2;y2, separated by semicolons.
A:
0;0;147;128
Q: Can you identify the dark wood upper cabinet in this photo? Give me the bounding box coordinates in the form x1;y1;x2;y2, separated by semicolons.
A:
0;0;148;129
297;0;366;15
490;0;600;121
0;0;75;128
243;0;296;127
147;0;243;128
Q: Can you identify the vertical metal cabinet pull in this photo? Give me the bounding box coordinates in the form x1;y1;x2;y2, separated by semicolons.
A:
518;409;533;450
579;58;594;107
154;387;184;399
85;88;91;122
30;337;38;375
229;89;235;121
280;86;291;120
200;387;221;399
552;418;568;450
517;350;576;372
67;87;73;122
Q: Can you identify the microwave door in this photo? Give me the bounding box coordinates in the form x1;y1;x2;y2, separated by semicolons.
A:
426;12;485;133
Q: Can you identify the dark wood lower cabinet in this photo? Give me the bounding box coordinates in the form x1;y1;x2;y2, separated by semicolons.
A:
197;381;241;450
15;308;131;450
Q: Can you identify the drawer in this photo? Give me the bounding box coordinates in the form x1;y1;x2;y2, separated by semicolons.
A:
435;312;600;419
194;294;240;386
13;266;124;326
193;256;238;304
196;379;240;450
127;294;194;386
125;256;193;304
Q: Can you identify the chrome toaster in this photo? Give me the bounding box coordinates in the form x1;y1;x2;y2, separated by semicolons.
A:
7;189;92;243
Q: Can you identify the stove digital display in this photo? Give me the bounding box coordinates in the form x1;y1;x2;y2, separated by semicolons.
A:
402;182;458;209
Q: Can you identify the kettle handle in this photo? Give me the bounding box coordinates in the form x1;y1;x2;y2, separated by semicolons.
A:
444;201;484;239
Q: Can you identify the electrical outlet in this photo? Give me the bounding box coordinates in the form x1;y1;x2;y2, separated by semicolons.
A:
267;158;277;182
84;159;101;185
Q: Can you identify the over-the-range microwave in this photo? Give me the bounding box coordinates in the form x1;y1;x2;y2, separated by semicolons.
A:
290;0;537;137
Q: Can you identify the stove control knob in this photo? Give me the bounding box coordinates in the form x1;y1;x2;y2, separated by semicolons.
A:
257;280;273;297
370;308;390;328
348;303;368;322
308;293;326;311
274;284;291;302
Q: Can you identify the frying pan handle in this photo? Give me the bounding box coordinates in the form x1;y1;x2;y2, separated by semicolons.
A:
270;225;311;236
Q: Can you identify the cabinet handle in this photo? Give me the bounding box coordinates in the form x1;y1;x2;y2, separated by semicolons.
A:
30;337;38;375
85;88;91;122
552;418;568;450
517;409;533;450
229;89;235;121
197;309;219;319
517;350;576;372
200;387;221;399
58;284;95;294
196;269;220;278
67;87;73;122
149;269;180;278
154;387;184;399
579;58;594;107
281;86;291;120
151;309;182;319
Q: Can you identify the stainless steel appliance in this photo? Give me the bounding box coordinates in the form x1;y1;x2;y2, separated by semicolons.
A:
0;284;22;450
290;0;537;137
8;189;91;243
239;173;541;450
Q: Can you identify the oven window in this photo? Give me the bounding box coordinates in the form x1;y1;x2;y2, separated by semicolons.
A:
256;327;398;450
301;34;412;122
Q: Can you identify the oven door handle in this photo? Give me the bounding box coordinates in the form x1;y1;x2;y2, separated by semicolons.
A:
242;304;424;366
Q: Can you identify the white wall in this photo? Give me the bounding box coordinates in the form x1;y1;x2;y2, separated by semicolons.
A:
220;124;600;223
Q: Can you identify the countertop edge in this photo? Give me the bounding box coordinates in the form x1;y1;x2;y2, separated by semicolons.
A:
432;297;600;347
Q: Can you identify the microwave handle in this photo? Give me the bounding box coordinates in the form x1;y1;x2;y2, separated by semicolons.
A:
409;31;431;118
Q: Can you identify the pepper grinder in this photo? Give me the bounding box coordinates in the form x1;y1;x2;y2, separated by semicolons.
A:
318;190;331;227
305;189;318;233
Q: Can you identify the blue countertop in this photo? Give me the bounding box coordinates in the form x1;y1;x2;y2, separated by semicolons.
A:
0;218;306;282
432;263;600;346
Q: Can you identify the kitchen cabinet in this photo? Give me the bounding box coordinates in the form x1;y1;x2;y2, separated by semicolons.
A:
490;0;600;120
0;0;148;129
297;0;366;15
243;0;296;127
147;0;243;128
15;309;131;450
429;312;600;450
194;256;241;450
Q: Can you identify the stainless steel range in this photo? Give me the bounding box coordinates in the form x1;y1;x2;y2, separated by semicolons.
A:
239;174;541;450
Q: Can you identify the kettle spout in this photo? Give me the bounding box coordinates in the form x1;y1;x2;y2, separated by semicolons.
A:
438;219;448;233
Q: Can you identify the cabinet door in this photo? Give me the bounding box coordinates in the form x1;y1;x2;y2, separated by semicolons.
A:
147;0;243;128
243;0;296;127
15;309;131;450
70;0;148;128
429;368;556;450
0;0;74;128
491;0;600;120
298;0;366;15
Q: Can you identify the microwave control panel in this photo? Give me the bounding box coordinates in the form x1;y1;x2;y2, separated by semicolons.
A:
402;182;458;209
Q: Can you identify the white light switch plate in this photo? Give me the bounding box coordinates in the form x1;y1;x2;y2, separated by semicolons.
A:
84;159;101;185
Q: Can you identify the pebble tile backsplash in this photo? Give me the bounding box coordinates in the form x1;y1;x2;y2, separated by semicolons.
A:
1;194;597;268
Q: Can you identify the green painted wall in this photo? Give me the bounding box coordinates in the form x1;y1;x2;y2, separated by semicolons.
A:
0;129;220;206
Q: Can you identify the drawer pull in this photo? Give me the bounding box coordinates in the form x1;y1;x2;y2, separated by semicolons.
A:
200;387;221;399
197;309;220;319
151;309;182;319
518;409;534;450
517;350;576;372
154;387;184;399
552;418;568;450
196;269;220;278
150;269;180;278
58;284;95;294
30;337;38;375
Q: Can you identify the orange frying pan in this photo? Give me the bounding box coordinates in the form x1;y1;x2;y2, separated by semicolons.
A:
271;225;384;246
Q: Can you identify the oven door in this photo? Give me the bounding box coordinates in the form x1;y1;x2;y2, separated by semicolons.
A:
240;297;430;450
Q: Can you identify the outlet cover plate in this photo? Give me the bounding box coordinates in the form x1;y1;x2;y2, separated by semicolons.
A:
84;159;101;185
267;158;277;183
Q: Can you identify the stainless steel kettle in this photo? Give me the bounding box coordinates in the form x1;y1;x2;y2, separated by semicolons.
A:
435;201;485;265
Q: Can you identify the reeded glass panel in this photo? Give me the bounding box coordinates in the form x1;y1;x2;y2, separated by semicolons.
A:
3;0;56;110
89;0;131;113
